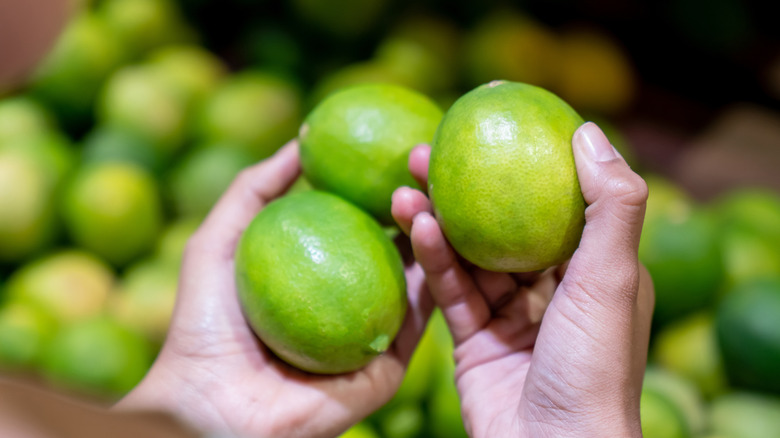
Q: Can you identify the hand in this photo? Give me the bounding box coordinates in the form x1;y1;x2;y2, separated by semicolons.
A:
391;122;654;437
116;140;433;438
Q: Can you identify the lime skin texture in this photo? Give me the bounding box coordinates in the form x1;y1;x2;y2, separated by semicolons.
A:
235;190;407;374
299;82;443;225
429;80;586;272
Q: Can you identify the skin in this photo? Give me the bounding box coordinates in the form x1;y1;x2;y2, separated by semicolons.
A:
116;122;653;438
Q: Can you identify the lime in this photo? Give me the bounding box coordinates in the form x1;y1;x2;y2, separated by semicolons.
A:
640;387;688;438
29;12;124;131
0;149;58;262
98;65;190;156
642;366;707;436
429;80;585;272
651;312;727;398
97;0;194;60
40;316;153;397
0;301;56;369
154;217;201;266
709;392;780;438
554;28;636;115
146;44;226;111
81;124;165;175
715;276;780;394
639;176;723;324
109;257;178;343
300;83;442;224
197;71;302;160
6;250;114;324
339;421;380;438
378;402;424;438
62;163;163;267
463;11;559;89
166;143;255;218
235;191;406;374
0;96;55;145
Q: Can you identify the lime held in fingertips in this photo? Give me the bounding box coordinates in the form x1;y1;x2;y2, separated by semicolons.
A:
300;83;443;224
235;191;407;374
429;80;585;272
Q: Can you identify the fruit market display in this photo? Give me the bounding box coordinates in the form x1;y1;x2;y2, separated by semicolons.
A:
1;1;779;437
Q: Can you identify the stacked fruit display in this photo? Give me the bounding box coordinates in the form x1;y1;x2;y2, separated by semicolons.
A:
1;1;779;437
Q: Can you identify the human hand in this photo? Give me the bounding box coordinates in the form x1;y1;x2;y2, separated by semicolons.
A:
116;140;433;438
392;122;654;437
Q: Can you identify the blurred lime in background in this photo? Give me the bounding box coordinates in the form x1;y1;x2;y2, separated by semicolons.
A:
61;163;163;267
709;392;780;438
5;250;114;325
0;96;55;145
81;124;165;176
0;301;56;369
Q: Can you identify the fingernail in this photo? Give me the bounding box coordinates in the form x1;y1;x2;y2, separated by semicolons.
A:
577;122;617;162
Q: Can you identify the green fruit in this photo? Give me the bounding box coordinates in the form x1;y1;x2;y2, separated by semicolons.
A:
154;217;201;265
643;366;707;436
300;83;442;224
81;125;165;175
429;80;585;272
40;316;153;396
639;176;723;324
6;250;114;324
716;276;780;394
62;163;163;266
652;312;727;398
109;257;178;343
0;96;55;145
98;65;190;155
166;143;255;218
0;301;56;368
235;191;406;374
198;71;302;160
709;392;780;438
640;388;688;438
378;402;424;438
146;44;226;110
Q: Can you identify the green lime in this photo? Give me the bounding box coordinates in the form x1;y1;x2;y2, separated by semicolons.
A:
166;143;255;218
642;366;707;436
154;217;201;266
339;421;380;438
6;250;114;324
0;96;55;145
378;402;424;438
97;65;190;156
716;276;780;394
0;301;56;369
81;124;165;175
651;312;727;398
62;163;163;267
640;387;688;438
639;176;723;324
109;257;178;343
40;316;153;397
197;71;302;160
300;83;442;224
29;12;124;131
146;44;226;111
429;80;585;272
709;392;780;438
235;191;406;374
97;0;194;60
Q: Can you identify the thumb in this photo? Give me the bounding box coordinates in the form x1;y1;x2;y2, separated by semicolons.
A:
520;122;651;434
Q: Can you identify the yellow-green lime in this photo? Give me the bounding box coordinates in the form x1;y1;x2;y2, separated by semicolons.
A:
642;366;707;436
429;80;585;272
715;276;780;394
709;392;780;438
640;387;688;438
40;316;153;397
6;250;114;324
300;83;442;224
235;191;406;374
0;301;56;369
62;162;163;266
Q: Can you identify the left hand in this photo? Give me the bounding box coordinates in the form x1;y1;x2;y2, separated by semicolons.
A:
115;140;433;438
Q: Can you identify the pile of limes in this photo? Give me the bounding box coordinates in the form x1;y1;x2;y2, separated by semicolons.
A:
1;1;779;438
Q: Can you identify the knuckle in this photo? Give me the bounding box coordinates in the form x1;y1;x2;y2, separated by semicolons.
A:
605;171;648;208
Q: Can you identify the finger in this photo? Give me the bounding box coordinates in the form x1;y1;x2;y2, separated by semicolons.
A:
391;186;432;236
472;269;519;311
190;140;301;261
408;144;431;189
410;211;491;345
